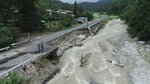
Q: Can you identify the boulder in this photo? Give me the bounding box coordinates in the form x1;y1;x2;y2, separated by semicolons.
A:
145;45;150;49
138;41;145;45
134;37;139;41
77;35;86;41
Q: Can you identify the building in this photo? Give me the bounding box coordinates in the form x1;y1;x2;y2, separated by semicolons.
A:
57;9;73;15
46;9;52;15
75;17;88;23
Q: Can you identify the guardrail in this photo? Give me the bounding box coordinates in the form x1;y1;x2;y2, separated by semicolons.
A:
0;46;58;78
11;39;29;48
0;47;10;52
0;39;29;53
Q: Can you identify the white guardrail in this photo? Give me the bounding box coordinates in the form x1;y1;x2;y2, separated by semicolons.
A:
0;47;10;52
0;46;58;78
11;39;29;48
0;39;29;52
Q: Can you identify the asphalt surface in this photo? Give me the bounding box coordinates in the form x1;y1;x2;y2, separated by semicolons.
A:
0;15;107;75
33;15;107;44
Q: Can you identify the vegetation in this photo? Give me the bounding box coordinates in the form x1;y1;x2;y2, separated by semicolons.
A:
109;15;119;20
73;1;78;18
0;0;74;48
0;73;21;84
0;0;94;48
39;0;72;10
80;0;114;12
0;26;13;47
107;0;150;42
82;0;149;42
18;0;43;32
80;12;93;21
73;1;93;20
93;13;101;19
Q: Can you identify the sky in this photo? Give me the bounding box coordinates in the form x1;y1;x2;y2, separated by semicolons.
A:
60;0;99;4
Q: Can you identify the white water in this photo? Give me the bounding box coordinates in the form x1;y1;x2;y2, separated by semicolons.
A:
47;19;150;84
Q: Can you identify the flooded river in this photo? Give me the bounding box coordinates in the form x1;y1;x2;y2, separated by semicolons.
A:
47;19;150;84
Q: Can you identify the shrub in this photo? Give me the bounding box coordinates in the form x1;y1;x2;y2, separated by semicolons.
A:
49;21;64;31
0;73;21;84
80;12;93;21
0;26;13;48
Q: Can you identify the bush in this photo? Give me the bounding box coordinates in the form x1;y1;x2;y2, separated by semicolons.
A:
0;73;21;84
0;26;13;48
48;21;64;31
109;15;119;20
80;12;93;21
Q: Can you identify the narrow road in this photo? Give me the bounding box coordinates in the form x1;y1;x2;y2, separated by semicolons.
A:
0;16;107;76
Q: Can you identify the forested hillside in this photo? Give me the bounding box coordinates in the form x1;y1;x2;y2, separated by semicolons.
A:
80;0;149;42
39;0;72;10
108;0;150;42
80;0;114;12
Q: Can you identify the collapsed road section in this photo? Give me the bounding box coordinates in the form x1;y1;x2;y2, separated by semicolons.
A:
0;16;108;79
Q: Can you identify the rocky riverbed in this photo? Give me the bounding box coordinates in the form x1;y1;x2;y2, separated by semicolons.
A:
47;19;150;84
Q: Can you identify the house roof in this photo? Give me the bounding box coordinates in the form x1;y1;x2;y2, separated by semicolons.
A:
76;17;88;20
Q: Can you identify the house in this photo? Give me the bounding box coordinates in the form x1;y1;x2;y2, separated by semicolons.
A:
75;17;88;23
46;9;52;15
57;9;73;15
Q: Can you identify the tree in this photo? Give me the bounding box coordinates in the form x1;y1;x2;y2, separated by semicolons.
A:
80;12;93;21
73;1;78;18
0;26;13;48
78;5;84;14
0;0;18;24
19;0;42;32
127;0;150;41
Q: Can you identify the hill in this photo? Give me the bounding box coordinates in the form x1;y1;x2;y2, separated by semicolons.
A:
80;0;114;12
39;0;72;10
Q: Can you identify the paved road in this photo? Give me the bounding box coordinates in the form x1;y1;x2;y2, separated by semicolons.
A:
33;15;107;44
0;15;107;75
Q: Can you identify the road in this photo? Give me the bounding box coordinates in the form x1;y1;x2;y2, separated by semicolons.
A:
0;15;107;76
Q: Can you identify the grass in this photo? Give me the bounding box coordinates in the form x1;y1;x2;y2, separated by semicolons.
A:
109;15;119;20
0;73;22;84
93;13;101;19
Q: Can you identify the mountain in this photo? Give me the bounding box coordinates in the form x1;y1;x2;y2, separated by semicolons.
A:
80;0;114;12
39;0;72;10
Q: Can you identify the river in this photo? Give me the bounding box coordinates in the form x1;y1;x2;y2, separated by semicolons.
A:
47;19;150;84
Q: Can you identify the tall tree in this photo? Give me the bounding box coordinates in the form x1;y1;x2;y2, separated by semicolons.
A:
0;0;18;24
73;1;78;18
19;0;42;32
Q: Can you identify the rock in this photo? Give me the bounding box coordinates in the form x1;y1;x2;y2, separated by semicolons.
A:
146;48;150;52
74;43;83;47
77;35;86;41
106;60;112;64
145;45;150;49
115;64;124;68
134;37;139;41
138;41;145;45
